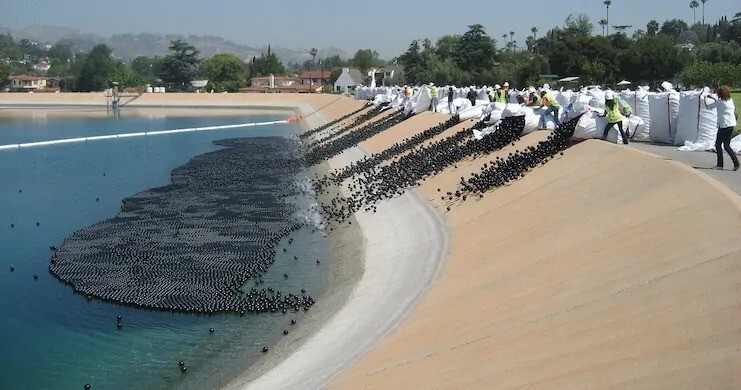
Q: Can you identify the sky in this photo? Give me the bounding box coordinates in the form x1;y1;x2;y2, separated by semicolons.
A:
0;0;739;58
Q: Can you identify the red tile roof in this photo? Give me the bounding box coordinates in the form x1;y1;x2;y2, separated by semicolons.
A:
8;75;47;81
299;70;332;79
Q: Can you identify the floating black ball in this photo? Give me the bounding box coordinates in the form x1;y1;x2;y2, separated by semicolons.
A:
179;361;185;367
283;329;288;335
209;328;214;333
261;346;268;353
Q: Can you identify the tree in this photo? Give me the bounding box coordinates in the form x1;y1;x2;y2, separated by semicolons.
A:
455;24;496;74
200;53;246;92
309;48;318;69
351;49;380;74
131;56;162;83
47;44;72;63
696;41;741;64
159;40;201;90
47;58;70;78
690;1;699;25
599;19;608;36
436;34;461;60
531;27;538;40
621;35;684;84
249;45;286;77
633;29;647;39
604;0;612;35
75;44;113;92
701;0;708;25
564;14;594;38
681;61;741;86
581;60;607;84
109;60;143;87
0;61;9;87
660;19;690;43
647;20;660;36
613;25;632;35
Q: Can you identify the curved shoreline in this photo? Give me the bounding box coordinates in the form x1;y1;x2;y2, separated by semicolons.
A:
229;106;450;389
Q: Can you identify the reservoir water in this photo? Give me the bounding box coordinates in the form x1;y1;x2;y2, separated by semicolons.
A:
0;109;329;389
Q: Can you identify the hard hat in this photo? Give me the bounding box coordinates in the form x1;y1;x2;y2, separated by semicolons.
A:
605;91;615;100
543;83;550;90
429;82;435;86
495;84;501;89
529;87;536;94
503;82;509;87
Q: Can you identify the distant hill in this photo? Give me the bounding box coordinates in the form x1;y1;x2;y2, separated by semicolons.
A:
0;25;349;64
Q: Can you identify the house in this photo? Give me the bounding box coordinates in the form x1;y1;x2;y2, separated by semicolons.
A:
333;68;365;93
239;84;322;94
7;75;50;92
367;65;401;87
250;74;300;88
33;60;51;73
299;70;332;86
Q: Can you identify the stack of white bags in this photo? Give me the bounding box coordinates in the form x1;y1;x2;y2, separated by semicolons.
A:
364;83;735;152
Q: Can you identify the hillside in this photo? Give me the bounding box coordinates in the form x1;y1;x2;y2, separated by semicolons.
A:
0;24;348;63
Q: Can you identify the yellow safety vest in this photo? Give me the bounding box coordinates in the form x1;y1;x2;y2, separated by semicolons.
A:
496;89;508;103
431;87;439;98
542;93;559;107
605;103;623;123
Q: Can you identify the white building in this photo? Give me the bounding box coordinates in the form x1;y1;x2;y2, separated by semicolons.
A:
8;75;48;91
334;68;365;93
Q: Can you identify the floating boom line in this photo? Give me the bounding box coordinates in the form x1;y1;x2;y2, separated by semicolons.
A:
0;119;290;151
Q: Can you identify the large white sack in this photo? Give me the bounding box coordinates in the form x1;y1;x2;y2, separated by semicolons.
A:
458;104;487;121
404;85;433;115
588;89;606;109
574;110;641;144
620;90;651;141
556;90;574;108
648;92;680;144
674;91;718;147
567;93;593;120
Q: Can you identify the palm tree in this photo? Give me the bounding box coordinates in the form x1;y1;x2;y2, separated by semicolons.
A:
604;0;612;35
502;34;508;49
531;26;538;40
509;31;515;49
599;19;608;36
690;0;699;24
613;25;632;34
701;0;707;24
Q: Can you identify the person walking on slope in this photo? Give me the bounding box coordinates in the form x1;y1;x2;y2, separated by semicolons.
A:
430;83;439;112
447;86;455;114
705;85;739;171
599;91;629;144
539;89;561;129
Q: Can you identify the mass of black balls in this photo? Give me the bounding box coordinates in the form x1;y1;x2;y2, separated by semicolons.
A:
304;111;408;166
450;115;581;201
305;105;388;148
331;115;461;182
48;137;316;314
299;104;370;140
313;116;525;223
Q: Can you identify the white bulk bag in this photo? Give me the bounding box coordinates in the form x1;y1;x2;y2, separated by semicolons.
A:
567;93;593;120
588;89;606;109
648;92;680;144
404;85;433;115
620;90;651;141
458;104;487;121
674;91;718;147
574;110;640;144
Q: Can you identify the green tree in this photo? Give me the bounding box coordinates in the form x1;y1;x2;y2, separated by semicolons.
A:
0;61;9;87
621;35;683;84
200;53;246;92
75;44;113;92
47;58;70;77
681;61;741;86
455;24;496;76
309;47;318;69
351;49;380;73
660;19;690;42
581;60;607;84
249;51;286;78
696;41;741;63
159;40;201;90
47;44;73;63
436;34;461;60
563;14;594;39
109;60;143;87
131;56;162;83
647;20;660;36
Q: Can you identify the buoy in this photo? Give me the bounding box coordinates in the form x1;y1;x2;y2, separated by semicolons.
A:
209;328;214;333
261;346;268;353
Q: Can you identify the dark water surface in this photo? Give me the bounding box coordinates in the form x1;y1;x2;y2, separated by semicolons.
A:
0;111;329;389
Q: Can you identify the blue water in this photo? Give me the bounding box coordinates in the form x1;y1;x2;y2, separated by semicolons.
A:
0;110;329;389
